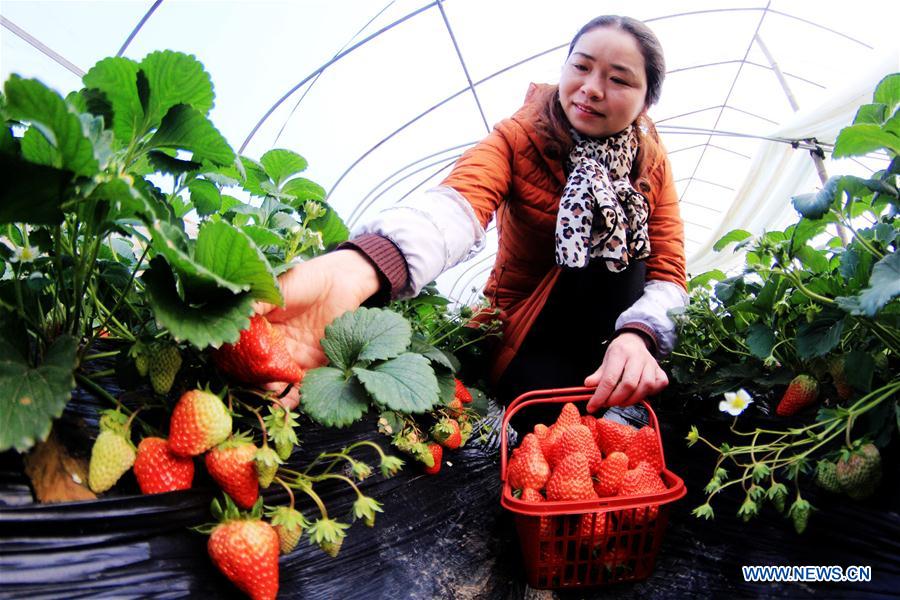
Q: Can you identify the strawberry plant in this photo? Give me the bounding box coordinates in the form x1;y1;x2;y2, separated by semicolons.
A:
670;73;899;532
0;49;340;455
0;48;483;598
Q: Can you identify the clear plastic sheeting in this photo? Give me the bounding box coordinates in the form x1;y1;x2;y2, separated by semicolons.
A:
2;0;897;301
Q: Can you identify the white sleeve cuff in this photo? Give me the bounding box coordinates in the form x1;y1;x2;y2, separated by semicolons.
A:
353;185;486;298
615;280;688;356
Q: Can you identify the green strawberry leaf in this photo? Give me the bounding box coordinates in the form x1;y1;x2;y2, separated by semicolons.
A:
188;179;222;216
239;156;269;197
409;335;456;371
713;229;752;252
193;221;283;305
843;350;874;393
435;369;457;404
832;124;900;158
283;177;326;203
320;308;412;371
148;221;244;296
308;202;350;248
688;269;726;291
795;314;845;359
746;322;776;359
145;104;235;165
0;152;71;224
795;245;829;274
260;149;308;187
240;225;285;249
0;333;77;452
148;220;281;305
4;75;99;176
353;353;439;414
837;252;900;317
89;174;154;224
853;103;887;125
142;256;253;349
82;56;143;144
300;367;370;428
139;51;214;126
792;176;839;220
874;73;900;113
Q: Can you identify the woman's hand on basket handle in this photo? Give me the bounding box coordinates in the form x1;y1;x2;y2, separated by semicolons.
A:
584;332;668;412
255;250;381;410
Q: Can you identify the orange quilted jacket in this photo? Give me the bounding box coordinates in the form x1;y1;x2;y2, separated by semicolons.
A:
441;84;686;383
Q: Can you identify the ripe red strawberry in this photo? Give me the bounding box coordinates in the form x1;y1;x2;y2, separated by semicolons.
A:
551;424;602;475
432;418;462;450
520;487;544;503
835;443;882;499
423;442;443;475
618;461;666;524
208;517;280;600
594;451;629;497
133;437;194;494
580;414;599;441
88;430;136;493
206;437;260;509
620;461;666;495
507;434;551;491
213;314;303;385
776;374;820;416
545;452;598;501
454;378;473;404
595;419;637;456
519;488;555;538
624;426;664;471
578;512;608;546
555;402;582;430
148;343;182;395
541;426;567;468
168;389;233;457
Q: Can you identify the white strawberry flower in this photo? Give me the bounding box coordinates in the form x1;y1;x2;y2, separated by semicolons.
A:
720;388;753;416
10;244;40;264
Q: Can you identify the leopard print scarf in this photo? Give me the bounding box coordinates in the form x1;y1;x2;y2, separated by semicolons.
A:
554;125;650;271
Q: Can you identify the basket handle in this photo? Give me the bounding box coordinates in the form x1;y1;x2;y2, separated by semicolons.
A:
499;387;666;483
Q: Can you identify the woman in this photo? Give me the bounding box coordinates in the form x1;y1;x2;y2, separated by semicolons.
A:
260;15;687;415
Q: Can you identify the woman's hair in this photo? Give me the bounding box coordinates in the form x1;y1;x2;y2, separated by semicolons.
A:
536;15;667;190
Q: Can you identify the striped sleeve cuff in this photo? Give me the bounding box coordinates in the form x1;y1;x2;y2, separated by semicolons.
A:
615;322;660;357
337;234;410;304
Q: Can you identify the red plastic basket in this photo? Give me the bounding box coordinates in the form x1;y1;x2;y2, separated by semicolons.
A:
500;387;687;590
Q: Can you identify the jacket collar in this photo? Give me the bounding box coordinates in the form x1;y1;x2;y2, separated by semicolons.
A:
509;83;567;187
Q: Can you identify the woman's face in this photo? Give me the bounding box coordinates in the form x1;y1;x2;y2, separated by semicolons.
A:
558;26;648;138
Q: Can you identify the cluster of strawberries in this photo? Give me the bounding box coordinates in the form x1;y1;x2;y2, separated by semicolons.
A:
506;402;670;542
87;313;307;600
87;388;282;599
391;378;475;474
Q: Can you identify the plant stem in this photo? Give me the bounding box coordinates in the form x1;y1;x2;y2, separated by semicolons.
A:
310;473;364;499
75;372;126;412
83;350;121;362
293;477;328;519
81;243;149;355
837;213;885;260
276;476;296;510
